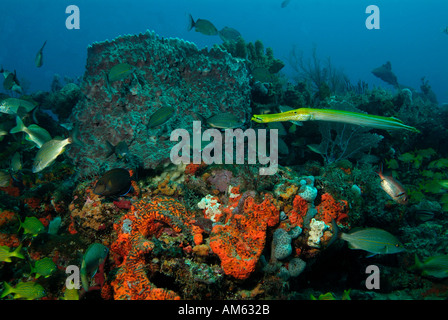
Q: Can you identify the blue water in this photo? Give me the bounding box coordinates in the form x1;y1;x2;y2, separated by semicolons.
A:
1;0;447;102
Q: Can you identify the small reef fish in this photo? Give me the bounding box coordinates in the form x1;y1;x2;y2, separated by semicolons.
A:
10;152;22;173
251;107;420;133
378;168;408;205
93;168;132;197
0;281;46;300
63;280;79;300
48;216;62;235
1;68;23;94
18;216;45;236
218;26;242;42
0;245;24;262
81;243;109;291
339;227;405;255
107;63;135;83
35;40;47;68
411;254;448;279
0;128;7;141
10;116;52;148
30;257;57;279
281;0;292;8
187;14;218;36
442;26;448;35
106;140;129;159
32;137;72;173
0;98;36;116
371;61;399;88
437;180;448;188
251;66;273;83
204;112;245;129
0;170;10;187
310;289;351;300
148;106;175;128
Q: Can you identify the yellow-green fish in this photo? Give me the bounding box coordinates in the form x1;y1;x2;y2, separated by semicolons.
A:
81;243;109;291
310;290;351;300
187;14;218;36
10;116;52;148
251;108;420;133
107;63;135;83
148;106;175;128
10;152;22;173
35;41;47;68
1;281;46;300
438;180;448;189
310;292;336;300
1;68;23;94
0;170;10;187
0;128;7;141
340;228;405;255
205;112;245;129
0;245;24;263
62;280;79;300
0;98;36;115
18;216;45;236
32;137;72;173
30;257;57;279
411;254;448;279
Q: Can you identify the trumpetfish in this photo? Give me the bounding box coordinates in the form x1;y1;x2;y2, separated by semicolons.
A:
251;108;420;133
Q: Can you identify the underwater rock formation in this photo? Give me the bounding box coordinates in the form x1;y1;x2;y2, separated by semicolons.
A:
68;30;251;174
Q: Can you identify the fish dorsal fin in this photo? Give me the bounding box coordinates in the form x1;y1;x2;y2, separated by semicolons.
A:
384;61;392;70
390;116;404;124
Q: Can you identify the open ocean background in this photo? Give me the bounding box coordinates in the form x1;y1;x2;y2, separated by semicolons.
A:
0;0;447;103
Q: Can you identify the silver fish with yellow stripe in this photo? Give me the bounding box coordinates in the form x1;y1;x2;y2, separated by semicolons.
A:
411;254;448;278
340;227;405;255
32;137;72;173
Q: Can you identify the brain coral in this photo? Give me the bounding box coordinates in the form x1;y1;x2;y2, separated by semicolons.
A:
68;30;251;174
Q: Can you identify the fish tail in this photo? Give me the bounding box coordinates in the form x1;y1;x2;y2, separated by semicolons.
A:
16;214;22;232
80;260;89;291
105;141;115;158
0;282;13;298
11;245;25;260
9;116;26;134
409;253;423;271
327;218;340;247
187;14;195;31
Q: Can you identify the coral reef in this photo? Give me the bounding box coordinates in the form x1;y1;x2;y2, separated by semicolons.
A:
1;24;447;303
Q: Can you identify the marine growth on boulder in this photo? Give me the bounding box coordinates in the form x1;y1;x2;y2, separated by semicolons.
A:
69;30;251;174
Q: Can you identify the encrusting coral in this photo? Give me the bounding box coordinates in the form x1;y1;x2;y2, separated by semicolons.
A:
209;193;279;280
110;196;192;299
